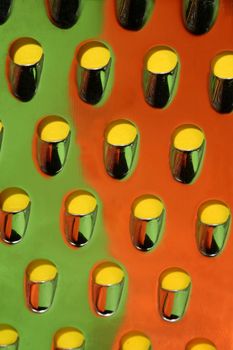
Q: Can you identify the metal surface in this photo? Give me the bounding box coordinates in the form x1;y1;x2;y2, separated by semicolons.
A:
25;271;58;314
92;279;124;317
196;202;231;257
47;0;81;29
9;47;44;102
158;276;191;322
104;135;138;180
0;204;30;244
0;0;12;25
210;72;233;114
116;0;153;31
170;134;205;184
143;58;179;109
183;0;219;35
77;45;111;105
0;1;231;349
64;206;97;247
0;341;19;350
130;206;165;252
37;132;71;176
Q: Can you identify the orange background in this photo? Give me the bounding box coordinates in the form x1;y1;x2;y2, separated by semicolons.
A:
70;1;233;348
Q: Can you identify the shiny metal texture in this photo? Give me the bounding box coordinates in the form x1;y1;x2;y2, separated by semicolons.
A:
143;47;179;108
183;0;219;35
9;38;44;102
158;268;191;322
64;190;97;247
170;125;205;184
37;116;71;176
130;195;165;252
0;0;12;25
25;260;58;313
210;51;233;114
47;0;81;29
196;200;231;257
104;119;138;180
77;41;111;105
92;262;125;317
116;0;154;31
0;188;30;244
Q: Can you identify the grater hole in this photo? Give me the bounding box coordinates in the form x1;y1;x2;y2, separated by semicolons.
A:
76;41;112;105
104;119;139;180
8;37;44;101
92;262;125;317
36;115;71;176
186;338;216;350
38;115;70;143
93;262;124;286
145;46;178;75
26;259;57;283
77;41;111;70
120;331;151;350
0;187;30;213
9;37;43;66
143;46;179;108
25;259;58;313
211;51;233;80
0;324;19;347
160;267;191;291
170;124;205;184
210;51;233;113
65;190;97;216
132;194;164;220
131;194;165;251
198;200;230;226
54;327;85;349
63;190;97;247
159;267;191;322
196;200;231;257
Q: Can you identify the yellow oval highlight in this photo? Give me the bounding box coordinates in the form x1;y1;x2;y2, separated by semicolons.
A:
78;41;111;70
186;340;216;350
10;38;43;66
105;120;137;146
0;122;3;132
94;262;124;285
173;125;205;151
146;47;178;74
199;200;230;225
121;332;151;350
0;188;30;213
27;259;57;282
38;116;70;143
212;52;233;79
0;325;18;346
55;327;85;349
65;190;97;216
132;194;164;220
160;268;191;291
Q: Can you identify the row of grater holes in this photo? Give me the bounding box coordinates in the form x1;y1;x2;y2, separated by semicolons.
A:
7;37;233;114
0;0;220;35
0;183;230;257
0;324;217;349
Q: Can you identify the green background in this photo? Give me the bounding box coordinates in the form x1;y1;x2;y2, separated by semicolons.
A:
0;1;127;349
